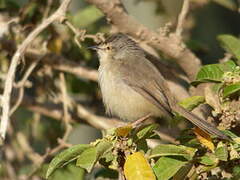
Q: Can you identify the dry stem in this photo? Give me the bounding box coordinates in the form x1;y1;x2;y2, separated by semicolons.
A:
0;0;72;144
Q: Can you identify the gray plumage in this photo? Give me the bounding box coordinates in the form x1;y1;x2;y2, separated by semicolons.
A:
93;33;229;140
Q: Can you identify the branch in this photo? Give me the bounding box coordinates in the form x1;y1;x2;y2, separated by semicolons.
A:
19;94;120;129
86;0;201;80
75;103;122;129
10;56;42;115
26;50;98;81
25;50;191;101
0;0;72;144
176;0;190;37
58;73;73;140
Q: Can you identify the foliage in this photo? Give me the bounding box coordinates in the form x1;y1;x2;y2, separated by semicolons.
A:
47;34;240;179
1;0;240;179
46;122;240;179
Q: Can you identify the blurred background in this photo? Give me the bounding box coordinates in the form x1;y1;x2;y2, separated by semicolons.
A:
0;0;240;179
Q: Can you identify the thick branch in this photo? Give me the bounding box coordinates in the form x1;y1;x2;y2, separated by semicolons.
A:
19;94;122;129
18;94;176;143
86;0;201;80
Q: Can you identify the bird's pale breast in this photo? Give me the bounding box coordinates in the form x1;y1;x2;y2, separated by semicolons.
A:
98;63;163;121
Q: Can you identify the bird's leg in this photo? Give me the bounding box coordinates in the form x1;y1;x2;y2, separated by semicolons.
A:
131;113;152;128
115;114;152;137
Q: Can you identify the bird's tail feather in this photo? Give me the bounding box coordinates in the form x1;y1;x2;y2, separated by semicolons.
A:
176;105;230;140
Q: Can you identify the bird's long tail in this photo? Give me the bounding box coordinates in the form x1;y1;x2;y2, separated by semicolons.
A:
174;105;230;140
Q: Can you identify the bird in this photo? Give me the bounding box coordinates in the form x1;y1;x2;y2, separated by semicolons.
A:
90;33;229;140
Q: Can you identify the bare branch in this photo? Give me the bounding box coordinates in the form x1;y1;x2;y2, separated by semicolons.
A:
26;50;99;81
176;0;190;37
9;87;24;116
75;103;122;129
59;73;72;140
16;94;179;146
16;132;43;165
14;56;42;88
10;56;42;115
0;0;72;143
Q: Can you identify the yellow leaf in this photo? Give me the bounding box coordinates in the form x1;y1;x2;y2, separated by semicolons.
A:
124;152;156;180
47;37;63;54
115;125;132;137
194;127;215;152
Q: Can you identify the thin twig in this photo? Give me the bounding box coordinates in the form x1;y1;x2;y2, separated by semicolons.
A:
59;73;70;126
26;50;99;81
9;87;24;115
176;0;190;37
5;162;17;180
131;113;151;128
16;132;43;165
10;57;42;115
26;72;74;178
14;56;42;88
64;20;82;48
0;0;72;144
27;138;71;179
43;0;53;20
64;20;105;47
59;73;72;140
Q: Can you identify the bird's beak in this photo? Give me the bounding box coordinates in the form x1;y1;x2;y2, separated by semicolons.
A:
87;46;101;50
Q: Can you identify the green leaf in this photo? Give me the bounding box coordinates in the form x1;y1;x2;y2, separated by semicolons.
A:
219;60;237;72
72;5;104;27
215;142;228;161
192;60;237;85
178;96;205;111
222;130;238;138
99;151;115;167
76;140;112;172
218;35;240;61
211;83;224;93
95;168;118;179
76;146;97;172
136;139;148;152
153;156;187;180
0;0;6;8
47;163;85;180
149;144;196;161
192;64;224;85
46;144;90;178
133;124;159;141
233;166;240;179
199;154;218;166
223;82;240;97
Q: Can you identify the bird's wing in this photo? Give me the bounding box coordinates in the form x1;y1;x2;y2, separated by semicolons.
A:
117;55;229;140
117;55;172;117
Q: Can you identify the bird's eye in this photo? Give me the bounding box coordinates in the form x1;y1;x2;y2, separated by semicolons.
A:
106;46;110;50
